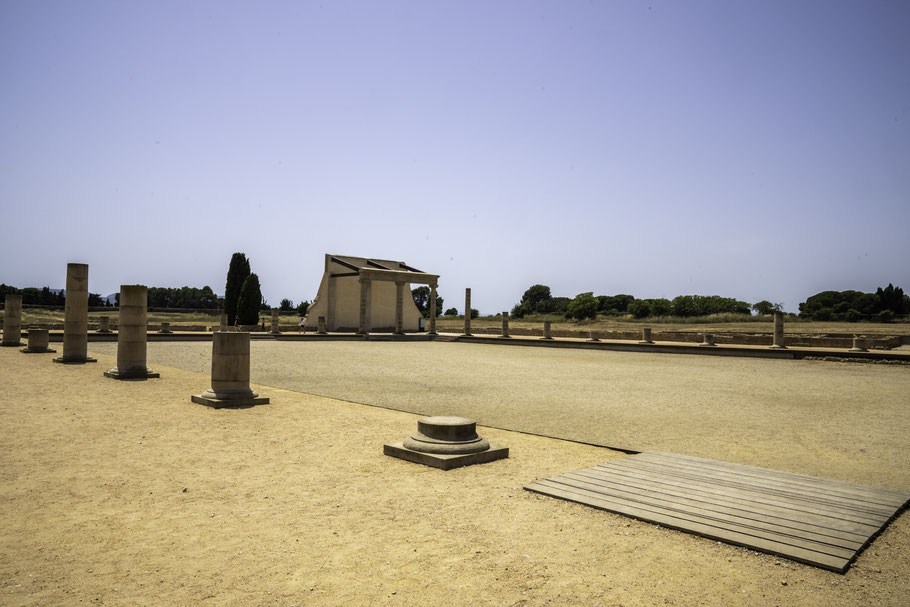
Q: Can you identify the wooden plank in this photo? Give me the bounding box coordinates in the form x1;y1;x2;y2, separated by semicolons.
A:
525;481;851;573
524;452;910;573
591;463;889;526
554;473;864;551
611;459;897;516
564;470;870;543
536;478;856;560
647;451;910;502
572;467;878;536
637;452;910;507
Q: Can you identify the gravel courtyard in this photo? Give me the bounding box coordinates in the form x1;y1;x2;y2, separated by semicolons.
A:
2;342;908;606
93;339;910;490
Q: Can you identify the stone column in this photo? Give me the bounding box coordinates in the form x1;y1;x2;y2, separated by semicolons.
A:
849;336;868;352
428;282;438;336
1;294;23;347
54;263;96;363
191;332;268;407
158;321;172;334
770;311;786;349
318;316;327;334
638;327;654;344
358;277;372;335
97;316;111;333
326;275;337;331
270;309;280;335
500;312;510;338
541;321;552;340
463;288;472;336
395;281;405;335
700;333;716;347
220;313;227;331
587;331;600;342
21;328;56;353
104;285;158;379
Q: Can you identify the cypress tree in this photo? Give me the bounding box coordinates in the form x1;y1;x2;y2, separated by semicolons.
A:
224;252;251;325
237;273;263;326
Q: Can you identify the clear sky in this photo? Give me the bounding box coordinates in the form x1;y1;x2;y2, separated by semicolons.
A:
2;0;908;313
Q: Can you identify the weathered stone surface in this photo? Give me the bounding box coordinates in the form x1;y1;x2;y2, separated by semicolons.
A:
638;327;654;344
54;263;97;363
157;321;172;334
500;312;510;338
2;294;23;347
191;332;269;407
541;321;552;340
463;288;472;336
97;316;111;333
385;416;508;470
270;309;280;335
21;328;56;353
849;336;868;352
587;331;600;342
771;311;786;349
700;333;716;347
105;285;158;379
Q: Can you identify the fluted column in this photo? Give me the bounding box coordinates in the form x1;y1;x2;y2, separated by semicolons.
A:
1;294;23;347
191;332;269;407
54;263;96;363
105;284;158;379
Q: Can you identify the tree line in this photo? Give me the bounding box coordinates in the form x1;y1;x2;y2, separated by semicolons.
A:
0;284;110;307
798;284;908;322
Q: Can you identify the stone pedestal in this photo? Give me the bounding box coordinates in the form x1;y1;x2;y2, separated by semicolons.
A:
849;337;868;353
317;316;327;334
463;288;472;336
191;332;269;408
157;321;172;334
54;263;96;363
97;316;111;333
700;333;716;347
587;331;600;342
638;327;654;344
770;311;786;349
220;314;227;331
541;321;552;340
105;285;158;379
384;416;508;470
500;312;510;338
2;294;23;347
270;309;281;335
21;328;56;353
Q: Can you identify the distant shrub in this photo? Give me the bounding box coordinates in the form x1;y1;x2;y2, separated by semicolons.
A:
814;308;834;321
237;273;262;325
877;309;894;323
296;300;310;316
845;309;861;322
565;292;598;321
444;307;458;316
628;300;651;319
470;308;479;319
279;298;294;312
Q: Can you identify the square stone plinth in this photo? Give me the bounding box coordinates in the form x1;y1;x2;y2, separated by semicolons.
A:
104;369;160;380
21;347;57;354
53;356;97;364
383;442;509;470
191;394;270;409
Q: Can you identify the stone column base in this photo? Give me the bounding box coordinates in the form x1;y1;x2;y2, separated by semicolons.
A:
104;368;160;380
21;346;57;354
53;356;97;364
1;341;24;347
384;442;509;470
191;392;270;408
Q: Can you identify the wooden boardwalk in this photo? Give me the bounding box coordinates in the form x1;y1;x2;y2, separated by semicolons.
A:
524;451;910;573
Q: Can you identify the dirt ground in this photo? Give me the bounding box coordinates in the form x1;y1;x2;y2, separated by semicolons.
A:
1;343;908;606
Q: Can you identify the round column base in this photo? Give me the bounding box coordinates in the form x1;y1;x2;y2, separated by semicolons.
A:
104;367;160;380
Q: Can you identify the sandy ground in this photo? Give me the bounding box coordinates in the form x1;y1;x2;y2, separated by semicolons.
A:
93;340;910;490
1;344;908;606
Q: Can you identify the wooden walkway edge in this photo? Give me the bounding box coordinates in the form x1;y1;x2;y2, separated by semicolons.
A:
524;451;910;573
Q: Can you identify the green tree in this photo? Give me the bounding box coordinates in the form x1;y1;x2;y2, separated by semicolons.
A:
279;298;294;312
565;292;598;320
237;273;262;325
224;253;251;324
470;308;479;319
628;300;651;318
296;300;310;316
752;300;779;315
411;286;444;318
444;307;458;316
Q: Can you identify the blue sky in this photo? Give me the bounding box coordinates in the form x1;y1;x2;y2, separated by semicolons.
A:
2;1;908;313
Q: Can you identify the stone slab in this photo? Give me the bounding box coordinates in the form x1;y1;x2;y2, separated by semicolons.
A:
104;369;160;380
191;394;270;408
384;442;509;470
21;347;57;354
53;356;97;364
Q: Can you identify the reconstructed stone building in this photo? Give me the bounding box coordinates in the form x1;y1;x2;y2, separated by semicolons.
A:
304;254;439;333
